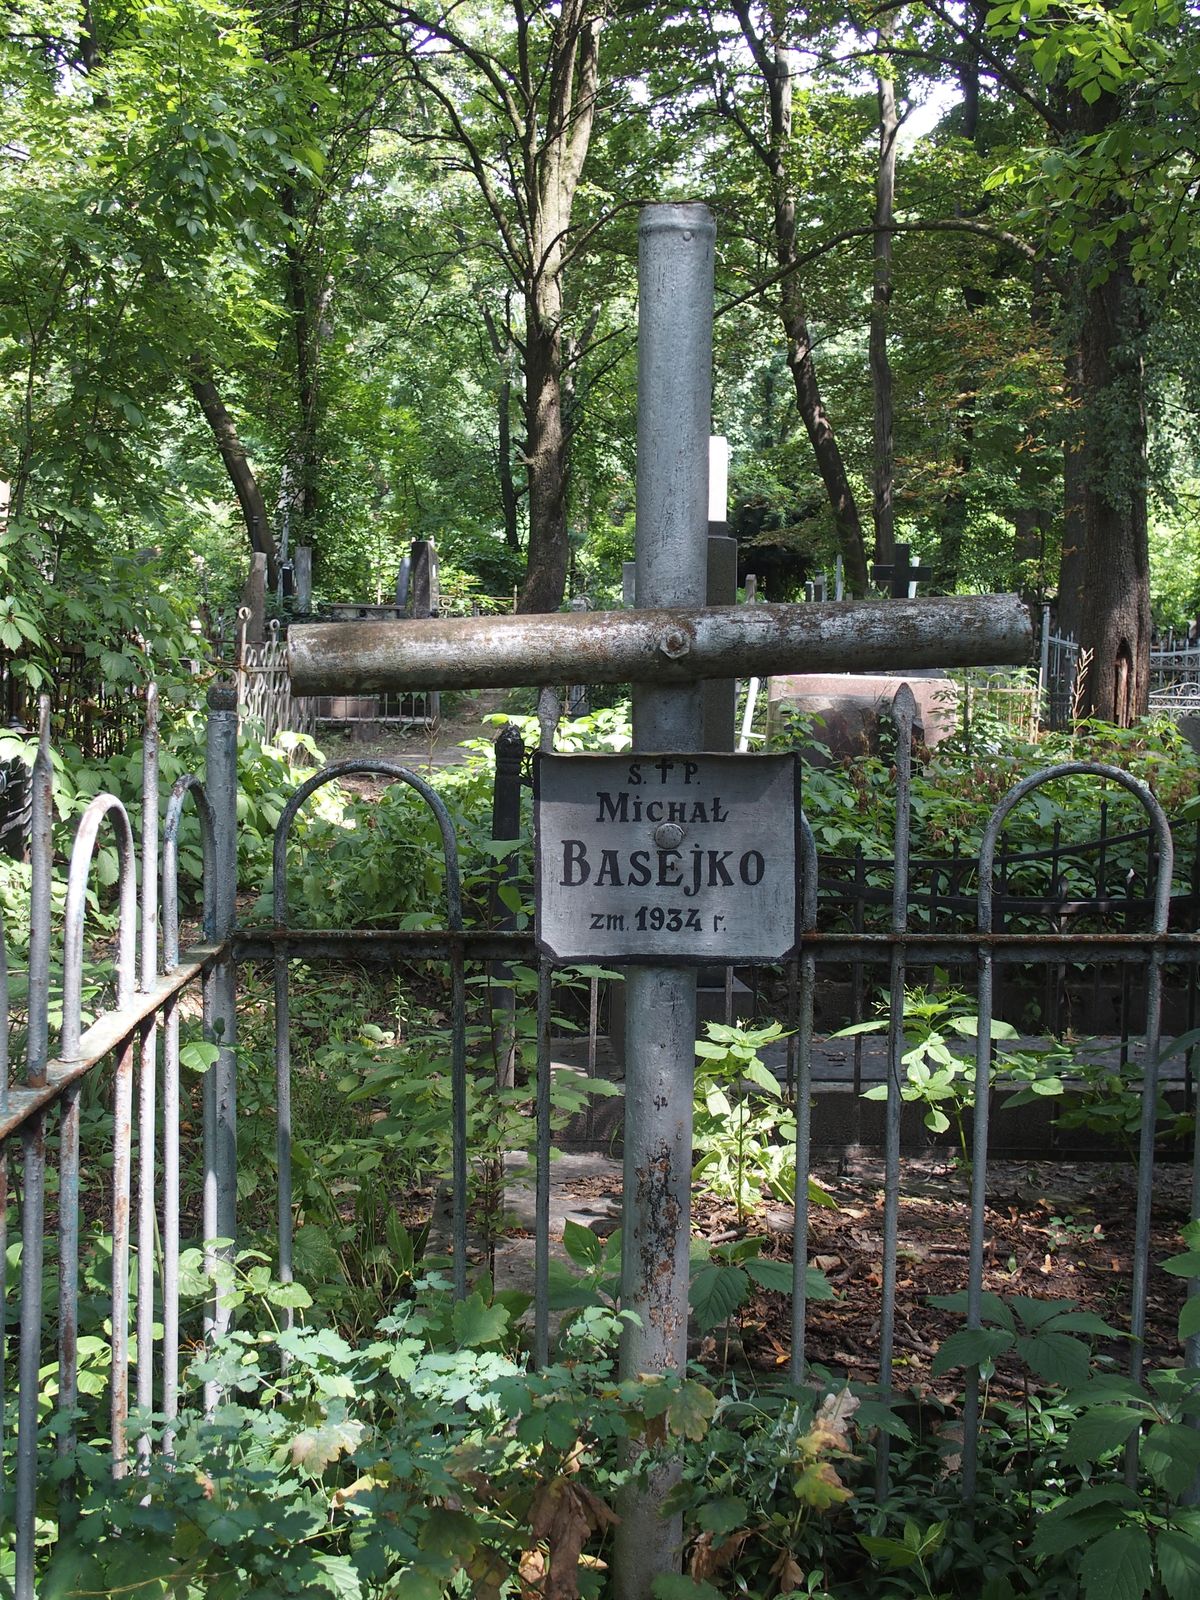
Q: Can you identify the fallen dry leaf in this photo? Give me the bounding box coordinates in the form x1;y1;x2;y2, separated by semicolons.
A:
689;1527;752;1580
527;1477;619;1600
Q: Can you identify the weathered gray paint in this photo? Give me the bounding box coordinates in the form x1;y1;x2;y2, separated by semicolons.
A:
613;201;715;1597
288;593;1032;693
535;751;799;962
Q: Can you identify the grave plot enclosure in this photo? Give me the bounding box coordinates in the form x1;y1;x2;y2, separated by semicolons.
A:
288;202;1043;1592
2;204;1196;1600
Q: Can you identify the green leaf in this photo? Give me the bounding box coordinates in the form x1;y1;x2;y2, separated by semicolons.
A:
1158;1028;1200;1062
695;1496;749;1538
859;1534;920;1569
652;1578;725;1600
1078;1525;1152;1600
561;1217;603;1269
743;1256;792;1294
1179;1296;1200;1341
741;1058;782;1096
668;1379;716;1440
451;1292;510;1348
312;1554;363;1600
689;1263;748;1333
1032;1496;1136;1559
928;1290;1015;1331
931;1326;1014;1376
1141;1422;1200;1497
1160;1251;1200;1279
1062;1406;1143;1466
1158;1527;1200;1600
268;1281;313;1310
290;1416;366;1472
391;1574;446;1600
178;1041;220;1073
1018;1330;1091;1388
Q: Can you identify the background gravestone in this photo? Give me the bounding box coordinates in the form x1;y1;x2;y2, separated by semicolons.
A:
767;671;958;763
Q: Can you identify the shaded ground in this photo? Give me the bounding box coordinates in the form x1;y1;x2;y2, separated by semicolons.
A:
689;1153;1192;1390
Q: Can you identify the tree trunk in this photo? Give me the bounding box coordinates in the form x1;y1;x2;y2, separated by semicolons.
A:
739;12;868;593
483;299;522;551
1072;260;1150;723
514;3;601;613
518;288;570;612
781;288;869;594
870;28;898;568
189;363;280;591
1057;342;1086;640
937;17;985;592
1062;81;1150;724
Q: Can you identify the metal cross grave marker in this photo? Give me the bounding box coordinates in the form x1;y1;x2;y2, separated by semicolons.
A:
289;204;1032;1600
872;540;934;597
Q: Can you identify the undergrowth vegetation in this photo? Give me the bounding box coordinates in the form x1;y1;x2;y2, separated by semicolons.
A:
3;691;1198;1596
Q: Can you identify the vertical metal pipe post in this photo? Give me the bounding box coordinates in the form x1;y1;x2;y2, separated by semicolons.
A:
204;685;239;1331
614;202;714;1598
789;817;819;1385
1038;602;1051;723
876;686;915;1498
136;686;159;1462
16;702;51;1600
489;724;524;1090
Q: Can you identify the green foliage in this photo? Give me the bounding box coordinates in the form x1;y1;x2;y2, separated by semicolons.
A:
929;1291;1123;1390
785;710;1200;880
44;1258;717;1600
1002;1035;1194;1159
693;1020;837;1224
837;984;1019;1165
688;1234;834;1339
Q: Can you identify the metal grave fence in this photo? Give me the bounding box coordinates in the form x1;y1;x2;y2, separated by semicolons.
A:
1;679;1198;1590
1041;618;1200;727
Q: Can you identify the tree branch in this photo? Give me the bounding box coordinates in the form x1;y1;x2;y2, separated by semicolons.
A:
715;216;1056;320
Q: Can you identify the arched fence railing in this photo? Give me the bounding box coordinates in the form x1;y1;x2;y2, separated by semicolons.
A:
0;682;1197;1590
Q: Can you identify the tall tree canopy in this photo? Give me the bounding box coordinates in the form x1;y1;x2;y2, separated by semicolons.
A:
3;0;1200;708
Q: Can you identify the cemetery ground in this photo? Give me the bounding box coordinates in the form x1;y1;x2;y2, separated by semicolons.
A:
19;689;1200;1600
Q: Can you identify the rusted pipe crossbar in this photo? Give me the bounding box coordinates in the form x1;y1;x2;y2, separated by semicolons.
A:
235;929;534;963
232;928;1199;967
288;595;1032;693
1;946;221;1140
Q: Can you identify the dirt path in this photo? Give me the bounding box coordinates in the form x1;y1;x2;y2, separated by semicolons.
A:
317;689;512;791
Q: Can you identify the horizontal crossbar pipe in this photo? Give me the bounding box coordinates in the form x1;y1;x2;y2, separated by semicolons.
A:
233;930;537;963
0;949;220;1141
231;928;1198;968
288;595;1033;693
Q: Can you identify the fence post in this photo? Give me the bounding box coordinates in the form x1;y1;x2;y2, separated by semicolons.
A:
489;723;524;1089
613;202;714;1598
204;684;239;1259
1038;602;1051;723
